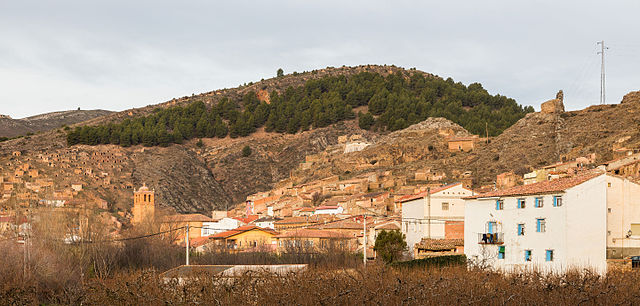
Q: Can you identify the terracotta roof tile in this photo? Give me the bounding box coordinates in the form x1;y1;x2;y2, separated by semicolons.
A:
163;214;213;223
274;229;352;239
397;182;466;203
415;238;464;251
209;225;278;239
466;170;604;199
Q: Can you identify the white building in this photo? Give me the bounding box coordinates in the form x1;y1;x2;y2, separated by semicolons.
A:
201;217;243;237
314;205;344;215
464;171;640;274
399;183;473;257
253;216;282;229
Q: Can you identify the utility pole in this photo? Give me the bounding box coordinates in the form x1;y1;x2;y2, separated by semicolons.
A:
427;187;431;239
597;40;608;105
185;225;190;266
363;214;367;267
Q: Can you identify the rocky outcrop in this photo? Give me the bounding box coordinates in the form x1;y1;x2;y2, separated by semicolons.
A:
621;91;640;104
540;90;565;114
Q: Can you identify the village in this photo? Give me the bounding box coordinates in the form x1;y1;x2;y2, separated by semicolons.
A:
4;112;640;275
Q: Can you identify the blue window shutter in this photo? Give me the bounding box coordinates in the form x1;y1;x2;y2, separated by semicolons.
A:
536;219;541;232
535;198;539;207
546;250;552;261
488;222;494;234
496;200;499;210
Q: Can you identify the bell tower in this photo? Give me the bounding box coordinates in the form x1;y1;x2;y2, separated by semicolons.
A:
132;183;155;225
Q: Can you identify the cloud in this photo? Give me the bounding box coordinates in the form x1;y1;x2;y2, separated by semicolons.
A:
0;0;638;117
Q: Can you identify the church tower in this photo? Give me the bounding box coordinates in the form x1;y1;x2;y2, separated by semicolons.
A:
132;183;155;225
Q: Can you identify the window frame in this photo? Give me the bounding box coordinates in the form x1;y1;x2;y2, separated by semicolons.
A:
524;250;532;262
517;198;526;209
546;249;554;262
496;199;504;210
536;218;546;233
517;223;525;236
498;246;505;259
553;196;562;207
535;197;544;208
442;202;449;211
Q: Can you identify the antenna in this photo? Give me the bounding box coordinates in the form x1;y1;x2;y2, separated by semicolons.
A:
597;41;609;105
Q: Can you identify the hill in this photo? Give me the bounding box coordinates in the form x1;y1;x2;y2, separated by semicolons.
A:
0;110;113;138
65;66;532;147
4;65;632;221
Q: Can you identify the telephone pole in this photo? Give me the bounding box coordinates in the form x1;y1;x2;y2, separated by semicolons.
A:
597;41;608;105
363;215;367;267
185;225;190;266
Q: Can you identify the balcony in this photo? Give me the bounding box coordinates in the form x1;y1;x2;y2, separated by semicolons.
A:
478;233;504;245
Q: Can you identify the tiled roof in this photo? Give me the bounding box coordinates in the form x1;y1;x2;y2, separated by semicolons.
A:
396;182;465;203
233;215;260;224
315;205;341;210
209;225;278;239
184;236;213;248
415;238;464;251
466;170;604;199
274;229;352;239
163;214;213;223
311;219;362;230
375;222;401;231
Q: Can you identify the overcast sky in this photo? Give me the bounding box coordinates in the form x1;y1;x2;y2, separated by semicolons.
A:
1;1;639;118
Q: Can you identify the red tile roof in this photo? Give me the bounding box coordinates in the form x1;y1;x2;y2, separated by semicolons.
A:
311;219;362;230
209;225;278;239
396;182;466;203
415;238;464;251
315;205;341;210
466;170;604;199
274;229;352;239
162;214;213;223
233;215;260;224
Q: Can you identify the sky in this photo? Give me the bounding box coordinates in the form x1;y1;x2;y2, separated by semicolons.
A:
1;1;639;118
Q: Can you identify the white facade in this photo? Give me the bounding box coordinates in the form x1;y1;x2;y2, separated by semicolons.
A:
314;206;344;215
201;217;242;236
401;183;472;256
464;174;640;274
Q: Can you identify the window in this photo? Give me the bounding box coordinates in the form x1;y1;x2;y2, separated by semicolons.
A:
498;246;505;259
517;198;526;209
546;250;554;261
517;223;525;236
608;182;612;187
535;197;544;208
537;218;546;232
525;250;532;262
553;196;562;207
487;221;497;234
608;208;612;213
496;199;504;210
442;202;449;211
631;224;640;236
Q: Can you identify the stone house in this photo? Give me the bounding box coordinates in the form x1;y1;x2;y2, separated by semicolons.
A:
447;136;479;152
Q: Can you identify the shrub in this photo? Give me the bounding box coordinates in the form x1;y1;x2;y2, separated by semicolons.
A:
242;145;252;157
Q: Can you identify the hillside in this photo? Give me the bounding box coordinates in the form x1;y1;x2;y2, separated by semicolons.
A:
0;110;113;138
470;90;640;184
3;65;634;221
65;66;531;147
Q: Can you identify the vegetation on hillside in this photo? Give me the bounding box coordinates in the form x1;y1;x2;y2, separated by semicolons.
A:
66;71;533;147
